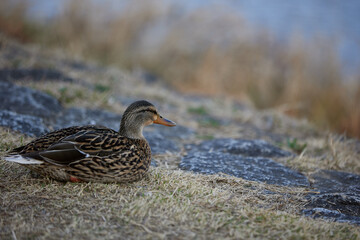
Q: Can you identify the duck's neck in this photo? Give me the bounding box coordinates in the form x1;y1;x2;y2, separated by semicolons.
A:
119;122;145;139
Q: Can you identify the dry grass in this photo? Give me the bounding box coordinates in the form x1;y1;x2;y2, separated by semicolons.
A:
1;129;359;239
0;101;360;239
1;33;359;176
1;17;360;238
1;0;360;138
277;135;360;174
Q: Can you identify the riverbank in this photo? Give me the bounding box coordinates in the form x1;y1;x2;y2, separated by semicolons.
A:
0;36;359;239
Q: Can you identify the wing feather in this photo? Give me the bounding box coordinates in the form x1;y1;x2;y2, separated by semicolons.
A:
8;125;134;166
33;130;135;166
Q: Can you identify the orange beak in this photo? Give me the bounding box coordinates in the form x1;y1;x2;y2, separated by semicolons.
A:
154;115;176;127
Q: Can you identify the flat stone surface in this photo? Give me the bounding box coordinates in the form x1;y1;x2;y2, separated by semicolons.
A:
186;138;292;158
186;138;292;157
180;139;308;187
310;169;360;194
0;110;49;137
55;107;122;131
0;81;63;119
146;124;194;140
145;124;193;154
0;68;75;83
144;130;180;154
302;208;360;225
305;193;360;217
302;170;360;225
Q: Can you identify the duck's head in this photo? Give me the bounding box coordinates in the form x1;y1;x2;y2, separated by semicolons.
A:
119;100;176;139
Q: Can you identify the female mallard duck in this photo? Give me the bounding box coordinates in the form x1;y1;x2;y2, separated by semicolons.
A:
4;100;176;183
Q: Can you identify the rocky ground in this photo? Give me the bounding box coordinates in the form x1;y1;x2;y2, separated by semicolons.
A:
0;35;359;239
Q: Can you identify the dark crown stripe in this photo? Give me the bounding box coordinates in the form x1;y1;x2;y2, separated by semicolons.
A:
136;108;157;115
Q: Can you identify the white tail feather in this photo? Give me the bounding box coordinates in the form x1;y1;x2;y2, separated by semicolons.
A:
4;155;43;164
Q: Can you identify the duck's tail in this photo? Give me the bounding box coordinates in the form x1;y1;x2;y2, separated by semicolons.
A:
4;154;43;164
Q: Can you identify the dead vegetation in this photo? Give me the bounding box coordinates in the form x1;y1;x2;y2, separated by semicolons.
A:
0;2;360;238
0;0;359;138
1;135;359;239
0;78;359;239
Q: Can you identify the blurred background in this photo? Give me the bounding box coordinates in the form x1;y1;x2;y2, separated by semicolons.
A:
1;0;359;138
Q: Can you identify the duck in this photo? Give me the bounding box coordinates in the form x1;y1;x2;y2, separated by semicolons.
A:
4;100;176;183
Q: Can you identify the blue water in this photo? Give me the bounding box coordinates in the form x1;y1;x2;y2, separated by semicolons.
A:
233;0;360;75
28;0;360;76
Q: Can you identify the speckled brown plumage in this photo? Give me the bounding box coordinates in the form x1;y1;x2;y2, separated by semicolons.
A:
4;100;176;183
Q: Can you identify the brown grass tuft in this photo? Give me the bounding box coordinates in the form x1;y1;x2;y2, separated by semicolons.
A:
0;51;359;238
1;156;359;239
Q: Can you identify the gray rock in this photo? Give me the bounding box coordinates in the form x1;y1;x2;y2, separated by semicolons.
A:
0;81;63;119
310;169;360;194
146;124;194;140
303;170;360;225
0;110;49;137
144;124;193;154
180;139;308;187
144;130;179;154
150;159;157;167
185;138;292;158
0;68;74;83
302;208;360;225
55;107;122;131
305;193;360;218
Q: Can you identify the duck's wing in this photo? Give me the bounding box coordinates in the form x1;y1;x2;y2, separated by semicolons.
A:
13;125;116;154
21;129;135;166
